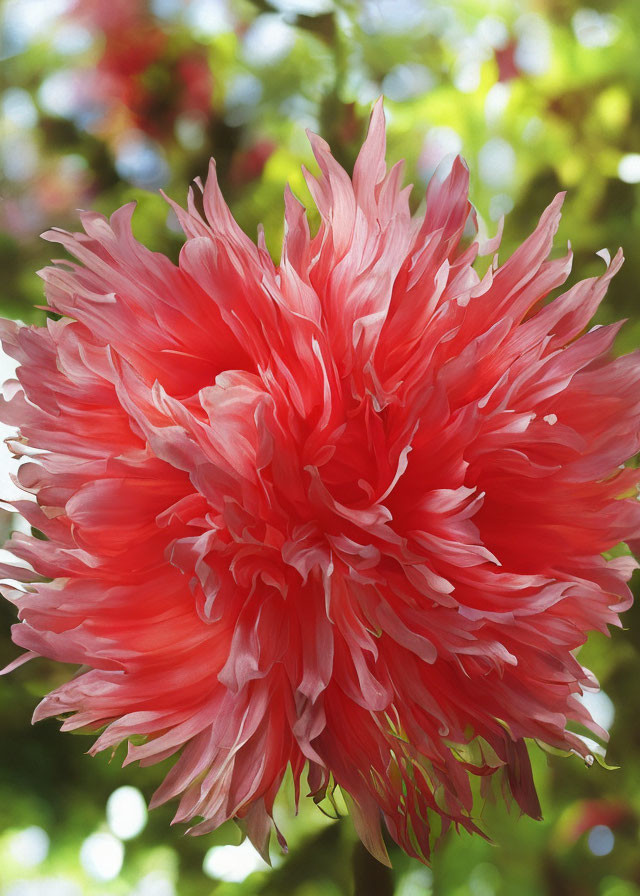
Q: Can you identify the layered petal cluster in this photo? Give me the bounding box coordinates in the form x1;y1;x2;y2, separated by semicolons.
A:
2;102;640;864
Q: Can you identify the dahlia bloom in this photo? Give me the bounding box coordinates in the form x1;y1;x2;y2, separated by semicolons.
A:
2;102;639;865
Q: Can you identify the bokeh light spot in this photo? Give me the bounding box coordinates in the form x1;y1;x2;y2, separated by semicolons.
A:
2;88;38;128
396;867;433;896
469;862;502;896
79;832;124;881
478;138;516;187
269;0;335;14
382;64;434;102
1;134;38;182
106;786;148;841
114;134;169;189
572;9;620;48
618;153;640;184
489;193;514;221
588;824;615;856
242;15;296;66
576;689;615;732
4;879;81;896
131;870;177;896
8;826;50;867
37;70;77;118
514;14;551;75
185;0;234;36
202;840;269;882
52;24;92;54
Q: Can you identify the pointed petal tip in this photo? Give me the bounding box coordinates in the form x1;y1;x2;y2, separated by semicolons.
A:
431;152;470;186
306;129;332;162
1;650;36;675
342;790;392;867
149;788;168;811
106;201;137;222
31;700;50;724
39;229;64;243
370;95;386;120
602;246;625;272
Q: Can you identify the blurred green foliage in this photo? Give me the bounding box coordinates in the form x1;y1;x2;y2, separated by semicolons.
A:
1;0;640;894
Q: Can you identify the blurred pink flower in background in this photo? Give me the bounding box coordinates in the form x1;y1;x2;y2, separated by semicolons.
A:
70;0;145;32
0;158;93;241
2;101;639;865
560;799;635;845
69;0;214;140
228;138;276;188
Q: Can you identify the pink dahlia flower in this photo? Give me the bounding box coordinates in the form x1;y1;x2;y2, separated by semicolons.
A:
2;102;639;865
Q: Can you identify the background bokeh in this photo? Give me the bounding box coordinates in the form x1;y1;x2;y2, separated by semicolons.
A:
1;1;640;894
